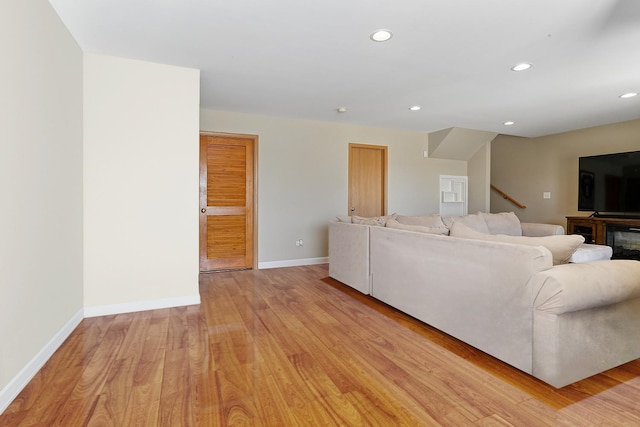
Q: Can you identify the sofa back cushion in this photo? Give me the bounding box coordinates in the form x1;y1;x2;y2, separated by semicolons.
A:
480;211;522;236
445;213;491;234
450;221;584;265
351;213;397;226
386;218;449;235
336;214;353;223
396;214;446;228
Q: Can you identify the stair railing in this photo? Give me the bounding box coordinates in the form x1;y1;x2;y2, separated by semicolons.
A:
490;184;526;209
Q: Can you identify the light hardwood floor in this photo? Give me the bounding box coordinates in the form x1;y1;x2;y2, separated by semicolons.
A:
2;264;640;426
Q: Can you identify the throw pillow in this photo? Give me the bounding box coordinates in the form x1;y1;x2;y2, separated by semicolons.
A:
480;211;522;236
386;218;449;235
450;221;584;265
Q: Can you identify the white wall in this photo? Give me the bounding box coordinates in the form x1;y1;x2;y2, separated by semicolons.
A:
0;0;83;409
200;110;466;265
83;54;200;313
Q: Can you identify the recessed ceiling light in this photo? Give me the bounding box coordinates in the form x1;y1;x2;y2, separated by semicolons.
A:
370;29;393;42
337;107;347;113
409;105;421;111
619;92;638;99
511;63;532;72
503;121;515;126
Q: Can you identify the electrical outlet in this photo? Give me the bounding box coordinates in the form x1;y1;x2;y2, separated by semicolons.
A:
543;192;551;199
295;239;304;246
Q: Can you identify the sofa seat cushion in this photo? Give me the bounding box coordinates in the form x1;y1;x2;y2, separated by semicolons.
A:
450;222;584;265
386;218;449;235
569;244;612;263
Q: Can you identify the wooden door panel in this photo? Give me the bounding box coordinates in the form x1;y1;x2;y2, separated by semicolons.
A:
351;148;383;216
206;215;247;268
348;144;387;217
207;143;247;206
200;133;256;272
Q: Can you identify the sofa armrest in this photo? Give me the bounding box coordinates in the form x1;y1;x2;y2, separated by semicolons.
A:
521;222;565;237
532;259;640;387
532;260;640;314
328;222;371;294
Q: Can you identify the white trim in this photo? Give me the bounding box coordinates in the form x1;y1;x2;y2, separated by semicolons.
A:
84;294;201;318
258;257;328;269
0;309;84;414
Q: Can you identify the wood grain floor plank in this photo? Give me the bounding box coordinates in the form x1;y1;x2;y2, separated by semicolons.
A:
284;296;468;423
133;310;170;387
8;318;123;426
49;388;97;425
90;313;155;425
85;393;117;427
185;304;221;426
3;264;640;426
69;314;132;401
4;317;111;417
120;384;161;426
251;333;327;423
251;371;300;426
158;348;194;426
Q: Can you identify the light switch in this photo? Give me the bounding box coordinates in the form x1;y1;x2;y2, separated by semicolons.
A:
543;192;551;199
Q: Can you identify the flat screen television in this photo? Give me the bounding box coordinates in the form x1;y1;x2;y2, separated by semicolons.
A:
578;150;640;217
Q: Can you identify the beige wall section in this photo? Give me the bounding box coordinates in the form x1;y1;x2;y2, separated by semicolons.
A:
468;143;491;213
83;54;200;309
491;118;640;227
0;0;83;394
200;110;467;263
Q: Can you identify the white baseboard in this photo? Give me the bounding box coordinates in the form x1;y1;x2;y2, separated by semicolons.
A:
83;294;201;318
258;257;328;269
0;309;84;414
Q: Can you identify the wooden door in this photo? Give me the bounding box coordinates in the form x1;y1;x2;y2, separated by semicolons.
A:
200;132;257;271
348;143;387;217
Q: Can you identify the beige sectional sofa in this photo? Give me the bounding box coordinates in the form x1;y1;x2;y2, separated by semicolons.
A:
328;212;640;388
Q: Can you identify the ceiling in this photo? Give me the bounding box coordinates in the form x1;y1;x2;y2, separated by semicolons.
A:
48;0;640;138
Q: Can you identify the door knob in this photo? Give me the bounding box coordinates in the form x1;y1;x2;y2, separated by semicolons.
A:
201;208;206;213
350;207;355;212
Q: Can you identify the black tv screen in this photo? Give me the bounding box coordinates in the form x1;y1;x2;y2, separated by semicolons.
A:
579;151;640;215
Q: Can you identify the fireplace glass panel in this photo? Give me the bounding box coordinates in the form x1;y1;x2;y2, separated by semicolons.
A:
606;225;640;260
